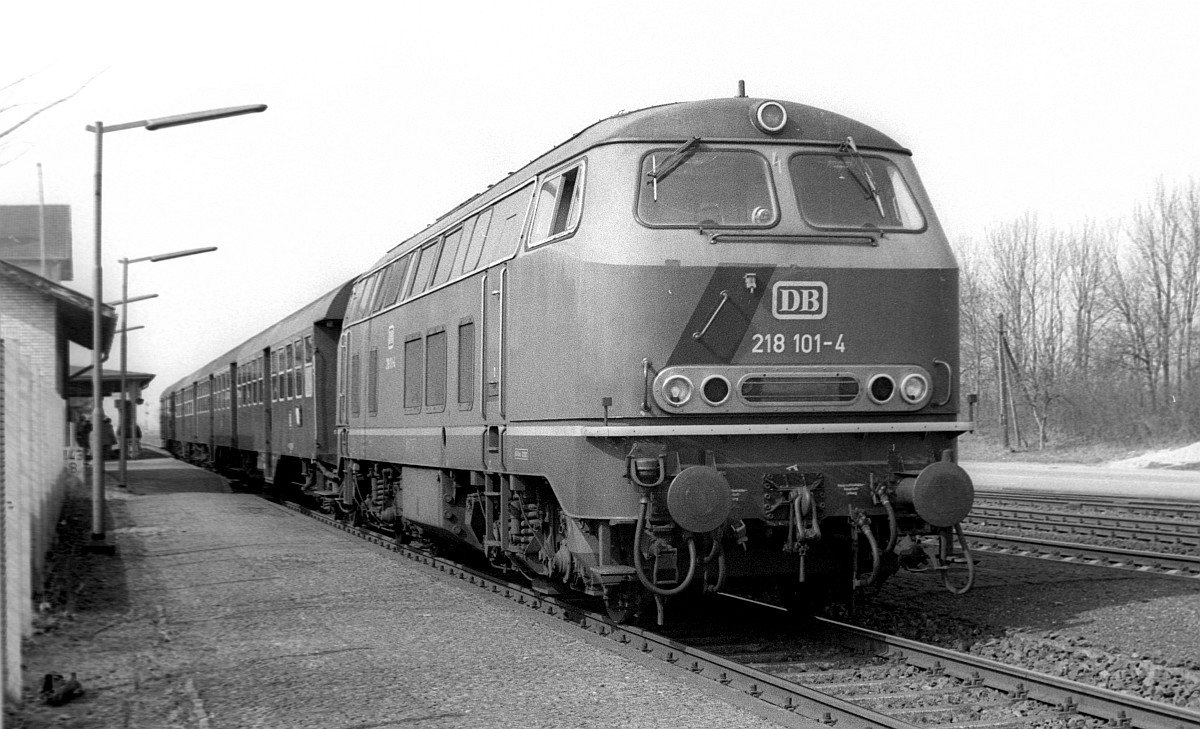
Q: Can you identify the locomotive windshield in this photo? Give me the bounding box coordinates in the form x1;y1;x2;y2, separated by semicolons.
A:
638;148;777;227
790;152;924;231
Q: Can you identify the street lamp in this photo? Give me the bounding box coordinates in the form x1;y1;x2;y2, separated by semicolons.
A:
117;246;217;487
87;104;265;549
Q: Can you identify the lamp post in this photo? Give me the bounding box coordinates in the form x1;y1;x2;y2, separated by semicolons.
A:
87;104;265;548
116;246;217;487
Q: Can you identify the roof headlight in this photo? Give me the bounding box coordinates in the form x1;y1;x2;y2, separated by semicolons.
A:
754;101;788;134
662;375;694;407
900;373;930;404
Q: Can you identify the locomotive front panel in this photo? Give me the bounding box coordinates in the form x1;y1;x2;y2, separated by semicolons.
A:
502;104;975;609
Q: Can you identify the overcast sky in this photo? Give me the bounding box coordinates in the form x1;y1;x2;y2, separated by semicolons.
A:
2;0;1198;427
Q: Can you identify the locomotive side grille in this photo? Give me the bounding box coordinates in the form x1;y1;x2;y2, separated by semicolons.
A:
740;374;859;404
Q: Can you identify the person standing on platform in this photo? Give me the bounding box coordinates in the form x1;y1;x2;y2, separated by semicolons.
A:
101;417;117;460
77;418;92;460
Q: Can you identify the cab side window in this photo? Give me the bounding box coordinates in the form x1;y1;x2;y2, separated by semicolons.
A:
529;162;584;248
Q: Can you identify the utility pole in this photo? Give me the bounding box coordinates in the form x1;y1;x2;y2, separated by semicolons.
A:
998;314;1010;450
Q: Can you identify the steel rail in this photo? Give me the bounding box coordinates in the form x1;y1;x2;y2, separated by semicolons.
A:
974;489;1200;520
967;507;1200;544
964;530;1200;579
276;497;1200;728
814;617;1200;729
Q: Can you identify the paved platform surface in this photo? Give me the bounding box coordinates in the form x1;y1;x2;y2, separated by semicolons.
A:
962;461;1200;501
21;456;789;728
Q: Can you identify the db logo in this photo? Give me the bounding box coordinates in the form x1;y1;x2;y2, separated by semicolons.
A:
772;281;827;320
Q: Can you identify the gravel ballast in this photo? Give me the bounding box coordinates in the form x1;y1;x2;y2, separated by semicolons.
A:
856;550;1200;710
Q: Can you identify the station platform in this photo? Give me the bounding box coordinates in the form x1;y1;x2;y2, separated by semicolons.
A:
19;455;788;728
962;460;1200;502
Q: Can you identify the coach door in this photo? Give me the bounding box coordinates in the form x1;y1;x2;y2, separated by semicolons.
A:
261;347;274;480
229;362;239;452
482;263;507;472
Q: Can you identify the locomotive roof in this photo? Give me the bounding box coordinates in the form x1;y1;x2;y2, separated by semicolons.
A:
162;278;354;393
587;97;904;151
373;96;906;268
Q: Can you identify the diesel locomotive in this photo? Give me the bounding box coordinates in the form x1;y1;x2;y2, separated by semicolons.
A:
162;89;976;622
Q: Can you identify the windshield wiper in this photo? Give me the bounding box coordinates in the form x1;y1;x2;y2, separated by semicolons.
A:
646;136;701;200
839;136;886;219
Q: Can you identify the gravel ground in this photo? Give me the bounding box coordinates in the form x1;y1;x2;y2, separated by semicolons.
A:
853;550;1200;710
8;482;791;729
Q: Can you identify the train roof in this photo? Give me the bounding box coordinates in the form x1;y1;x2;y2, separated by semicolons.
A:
586;97;904;151
162;278;355;393
373;95;906;267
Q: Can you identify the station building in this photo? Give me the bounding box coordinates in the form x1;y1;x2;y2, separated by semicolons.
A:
0;203;118;704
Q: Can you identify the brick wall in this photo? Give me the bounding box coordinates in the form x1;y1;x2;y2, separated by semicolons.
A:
0;283;58;390
0;282;73;711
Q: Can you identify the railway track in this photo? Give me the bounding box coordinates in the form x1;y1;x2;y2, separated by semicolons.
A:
966;490;1200;579
274;495;1200;729
974;490;1200;522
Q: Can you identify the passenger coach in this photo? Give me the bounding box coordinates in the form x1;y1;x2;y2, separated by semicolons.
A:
162;281;353;484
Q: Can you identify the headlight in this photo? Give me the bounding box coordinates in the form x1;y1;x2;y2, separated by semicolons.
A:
662;375;694;407
754;101;788;134
868;374;895;403
701;375;730;406
900;373;930;404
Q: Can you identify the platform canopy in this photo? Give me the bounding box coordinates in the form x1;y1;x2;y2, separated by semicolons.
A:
66;366;155;399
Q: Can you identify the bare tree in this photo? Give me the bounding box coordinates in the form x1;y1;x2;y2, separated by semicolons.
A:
1109;182;1200;420
1062;222;1114;377
960;182;1200;446
0;69;101;164
984;214;1074;448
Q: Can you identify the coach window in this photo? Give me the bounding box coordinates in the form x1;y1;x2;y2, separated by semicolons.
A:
637;148;776;228
425;329;447;411
457;320;475;410
364;272;385;316
460;208;493;273
304;336;314;398
432;226;466;287
276;349;285;401
406;238;442;299
371;265;399;313
404;334;423;411
286;344;296;399
529;162;584;248
479;182;533;266
350;273;378;321
381;254;411;309
293;339;305;397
